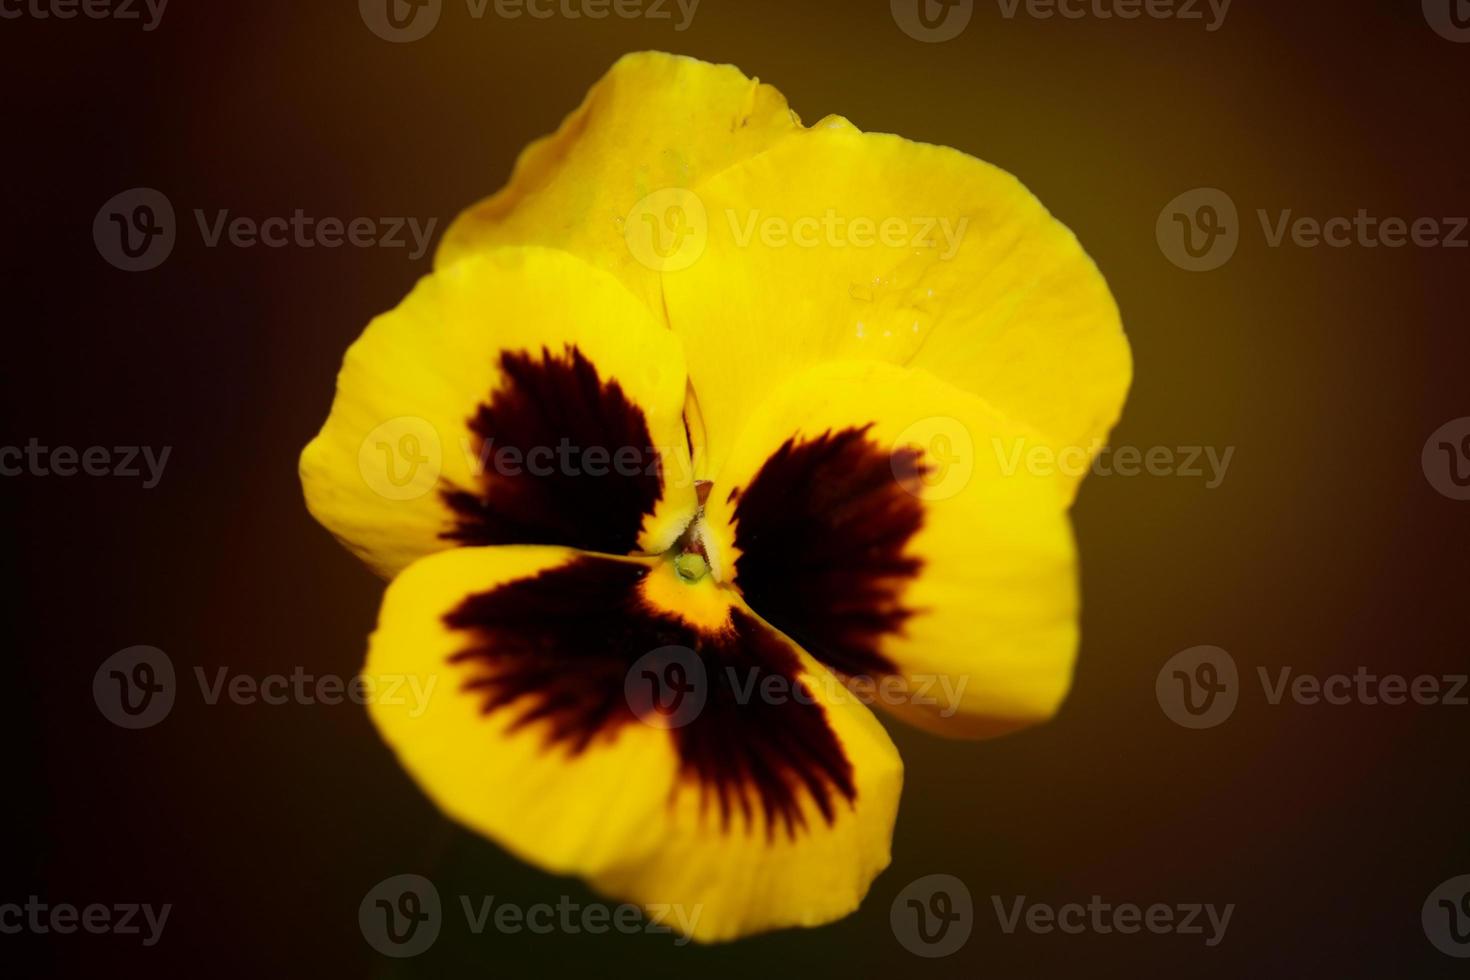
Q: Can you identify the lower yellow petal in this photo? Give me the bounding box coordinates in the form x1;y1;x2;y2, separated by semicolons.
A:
365;545;902;942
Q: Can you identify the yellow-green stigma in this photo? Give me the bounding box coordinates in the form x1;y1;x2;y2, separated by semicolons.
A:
674;550;709;583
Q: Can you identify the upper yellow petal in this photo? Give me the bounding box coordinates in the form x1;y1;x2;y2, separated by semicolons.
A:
663;118;1131;495
435;51;802;313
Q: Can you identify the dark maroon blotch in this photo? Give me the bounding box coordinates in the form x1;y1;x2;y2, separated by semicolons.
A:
443;557;856;839
440;345;662;556
730;425;927;679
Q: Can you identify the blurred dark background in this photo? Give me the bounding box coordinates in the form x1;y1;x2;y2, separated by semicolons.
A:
3;0;1467;975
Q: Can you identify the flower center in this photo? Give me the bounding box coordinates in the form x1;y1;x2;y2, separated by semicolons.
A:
673;550;709;583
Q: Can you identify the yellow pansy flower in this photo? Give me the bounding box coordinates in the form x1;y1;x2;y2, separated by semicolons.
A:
300;52;1131;943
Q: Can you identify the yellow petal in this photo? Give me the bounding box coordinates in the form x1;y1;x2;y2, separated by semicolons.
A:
702;360;1079;738
300;247;696;578
435;51;802;312
365;545;902;942
664;118;1132;494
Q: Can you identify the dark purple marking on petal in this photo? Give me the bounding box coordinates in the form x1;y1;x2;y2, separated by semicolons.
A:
729;425;927;678
443;556;855;839
440;345;662;555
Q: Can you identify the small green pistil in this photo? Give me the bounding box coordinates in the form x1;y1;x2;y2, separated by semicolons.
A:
673;551;709;583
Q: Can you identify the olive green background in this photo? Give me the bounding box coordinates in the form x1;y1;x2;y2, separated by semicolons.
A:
4;0;1468;976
